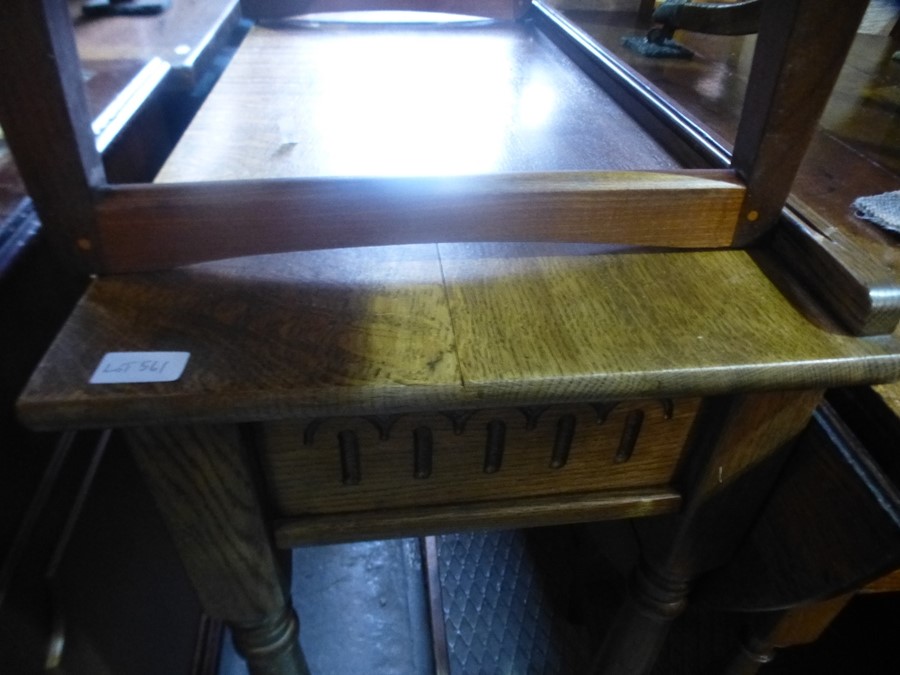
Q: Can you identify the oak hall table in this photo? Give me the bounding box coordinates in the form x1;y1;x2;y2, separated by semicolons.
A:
11;3;900;675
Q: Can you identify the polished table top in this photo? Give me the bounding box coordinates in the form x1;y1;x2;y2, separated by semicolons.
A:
18;17;900;430
156;19;681;181
18;242;900;430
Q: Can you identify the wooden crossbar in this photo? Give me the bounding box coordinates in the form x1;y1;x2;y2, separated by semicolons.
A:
93;169;744;272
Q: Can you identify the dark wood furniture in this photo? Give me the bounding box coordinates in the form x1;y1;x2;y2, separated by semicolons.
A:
2;0;244;277
555;3;900;335
690;379;900;674
70;0;242;91
1;3;245;674
5;1;900;674
1;57;169;277
0;0;871;274
536;13;900;668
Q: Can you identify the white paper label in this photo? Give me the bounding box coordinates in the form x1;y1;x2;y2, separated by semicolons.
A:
90;352;190;384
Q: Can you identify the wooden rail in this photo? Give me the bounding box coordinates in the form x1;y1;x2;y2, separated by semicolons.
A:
94;170;744;273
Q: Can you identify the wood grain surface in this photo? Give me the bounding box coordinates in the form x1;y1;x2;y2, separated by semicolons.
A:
565;8;900;232
127;423;312;674
126;423;288;623
873;323;900;419
1;57;159;226
772;209;900;336
731;0;870;242
0;0;105;274
439;244;900;404
95;170;744;272
591;389;825;675
14;6;900;432
259;398;697;516
274;487;680;545
155;22;681;182
698;401;900;610
564;8;900;334
17;244;900;430
80;20;755;272
10;9;900;675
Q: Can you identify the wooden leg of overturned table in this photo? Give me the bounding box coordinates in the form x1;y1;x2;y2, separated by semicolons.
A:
591;390;823;675
126;424;310;675
724;594;854;675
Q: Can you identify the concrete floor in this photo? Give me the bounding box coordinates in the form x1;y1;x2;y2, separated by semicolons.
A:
216;526;900;675
217;529;596;675
219;538;433;675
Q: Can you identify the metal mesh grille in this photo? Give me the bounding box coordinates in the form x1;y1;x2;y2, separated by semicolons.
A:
437;530;591;675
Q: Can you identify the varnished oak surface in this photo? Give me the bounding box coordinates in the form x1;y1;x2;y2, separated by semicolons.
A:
262;398;698;515
873;325;900;418
156;22;681;181
10;8;900;675
17;7;900;430
556;6;900;411
95;170;745;272
88;19;752;273
563;9;900;278
17;244;900;430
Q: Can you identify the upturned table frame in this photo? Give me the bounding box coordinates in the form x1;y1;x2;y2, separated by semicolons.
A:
6;1;900;674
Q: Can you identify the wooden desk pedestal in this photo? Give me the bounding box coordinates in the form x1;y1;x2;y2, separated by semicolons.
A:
18;245;900;674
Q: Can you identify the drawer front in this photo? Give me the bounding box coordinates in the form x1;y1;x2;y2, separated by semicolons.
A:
260;398;700;517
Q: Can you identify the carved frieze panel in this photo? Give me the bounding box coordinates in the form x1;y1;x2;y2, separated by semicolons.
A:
259;398;699;517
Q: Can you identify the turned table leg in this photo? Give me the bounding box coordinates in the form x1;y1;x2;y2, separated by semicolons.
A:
725;594;854;675
126;424;310;675
591;390;823;675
